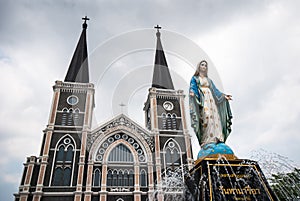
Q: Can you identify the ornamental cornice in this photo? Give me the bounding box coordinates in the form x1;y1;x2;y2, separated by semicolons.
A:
53;80;95;93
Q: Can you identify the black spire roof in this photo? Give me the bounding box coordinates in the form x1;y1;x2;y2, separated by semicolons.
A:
64;16;89;83
151;26;174;90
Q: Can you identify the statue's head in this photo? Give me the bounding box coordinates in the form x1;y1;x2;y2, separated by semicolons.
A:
194;60;208;77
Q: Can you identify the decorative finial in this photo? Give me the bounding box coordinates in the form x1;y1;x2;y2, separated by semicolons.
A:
154;25;161;37
82;16;90;29
119;102;126;113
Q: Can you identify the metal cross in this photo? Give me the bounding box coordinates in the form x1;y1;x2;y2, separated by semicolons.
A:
82;16;90;23
154;25;162;31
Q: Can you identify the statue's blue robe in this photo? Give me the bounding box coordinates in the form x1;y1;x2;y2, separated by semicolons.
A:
189;76;232;146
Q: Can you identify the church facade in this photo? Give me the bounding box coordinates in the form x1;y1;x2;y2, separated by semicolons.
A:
14;19;194;201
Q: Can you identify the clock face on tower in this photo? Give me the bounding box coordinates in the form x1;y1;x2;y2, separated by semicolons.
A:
163;101;174;111
67;95;79;105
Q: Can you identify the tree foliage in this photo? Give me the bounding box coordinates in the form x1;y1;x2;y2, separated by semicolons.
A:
269;168;300;200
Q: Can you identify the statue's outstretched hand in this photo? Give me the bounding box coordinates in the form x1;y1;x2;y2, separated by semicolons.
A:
190;92;194;97
225;94;232;100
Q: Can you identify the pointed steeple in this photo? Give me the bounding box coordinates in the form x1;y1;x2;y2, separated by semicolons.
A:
151;25;174;90
64;16;89;83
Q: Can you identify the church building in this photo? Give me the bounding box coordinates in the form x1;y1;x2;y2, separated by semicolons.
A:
14;18;194;201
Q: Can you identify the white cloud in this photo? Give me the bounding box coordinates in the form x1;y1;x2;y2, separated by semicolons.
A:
1;1;300;200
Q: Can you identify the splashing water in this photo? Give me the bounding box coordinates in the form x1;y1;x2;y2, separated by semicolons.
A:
250;149;300;200
149;150;300;200
250;149;298;178
150;166;197;201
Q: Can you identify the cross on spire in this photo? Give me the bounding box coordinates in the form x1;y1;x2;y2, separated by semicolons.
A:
82;16;90;23
82;16;90;29
65;17;89;83
119;102;126;114
152;24;174;89
154;25;162;32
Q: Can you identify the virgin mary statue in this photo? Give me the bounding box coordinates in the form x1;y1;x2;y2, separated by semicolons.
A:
189;60;233;147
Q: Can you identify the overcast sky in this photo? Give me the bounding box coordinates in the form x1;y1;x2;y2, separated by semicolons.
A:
1;0;300;200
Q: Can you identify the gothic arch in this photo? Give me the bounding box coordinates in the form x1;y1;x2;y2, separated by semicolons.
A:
87;116;154;193
162;138;183;177
93;168;101;186
163;138;182;154
54;134;77;150
101;140;138;190
49;134;77;186
89;127;152;164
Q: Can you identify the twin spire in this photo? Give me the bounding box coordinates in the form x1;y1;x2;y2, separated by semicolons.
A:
64;19;174;90
64;16;89;83
151;25;174;90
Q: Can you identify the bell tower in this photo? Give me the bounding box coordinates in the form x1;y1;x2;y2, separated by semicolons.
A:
143;26;193;200
15;17;95;201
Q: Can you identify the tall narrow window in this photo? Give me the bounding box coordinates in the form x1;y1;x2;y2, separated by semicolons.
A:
123;170;129;186
74;108;80;126
140;169;147;186
107;170;112;186
56;146;64;161
52;168;63;186
93;169;101;186
63;168;71;186
164;140;182;174
67;109;73;125
166;113;172;129
162;113;167;129
129;170;134;186
65;146;73;161
112;170;118;186
61;108;68;125
172;113;177;130
51;136;75;186
118;170;123;186
173;150;180;166
165;147;180;168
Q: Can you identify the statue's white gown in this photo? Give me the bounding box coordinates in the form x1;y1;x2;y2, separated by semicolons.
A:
199;77;223;146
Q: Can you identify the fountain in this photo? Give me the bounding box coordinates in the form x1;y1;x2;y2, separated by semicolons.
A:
184;147;300;201
148;147;300;200
188;156;278;200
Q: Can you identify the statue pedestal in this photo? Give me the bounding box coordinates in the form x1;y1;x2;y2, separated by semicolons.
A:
187;157;278;201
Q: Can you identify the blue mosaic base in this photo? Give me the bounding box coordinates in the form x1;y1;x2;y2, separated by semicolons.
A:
197;142;234;159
